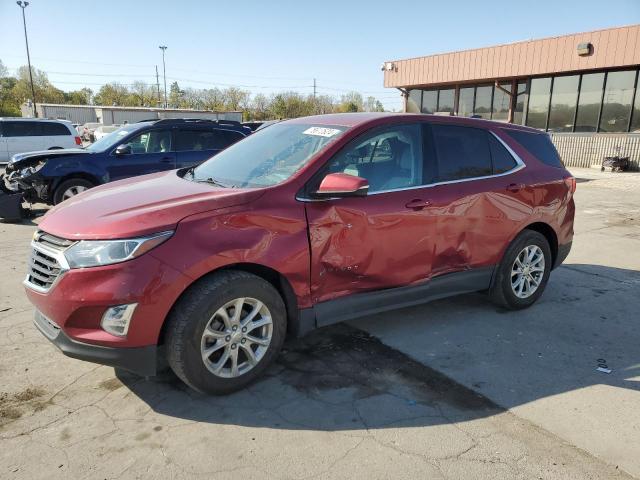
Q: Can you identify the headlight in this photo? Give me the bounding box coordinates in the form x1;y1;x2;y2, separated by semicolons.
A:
20;162;46;177
64;231;173;268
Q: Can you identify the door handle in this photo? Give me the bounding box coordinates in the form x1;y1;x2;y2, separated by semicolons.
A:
506;183;525;192
405;199;431;210
160;157;174;163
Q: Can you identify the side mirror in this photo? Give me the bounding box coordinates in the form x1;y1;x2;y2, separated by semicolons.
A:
313;173;369;199
115;144;132;156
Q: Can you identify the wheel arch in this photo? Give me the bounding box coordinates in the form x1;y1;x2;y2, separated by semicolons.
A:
157;262;301;346
52;172;100;190
523;221;558;268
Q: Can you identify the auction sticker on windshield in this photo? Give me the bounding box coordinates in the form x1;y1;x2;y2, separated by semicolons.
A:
303;127;342;137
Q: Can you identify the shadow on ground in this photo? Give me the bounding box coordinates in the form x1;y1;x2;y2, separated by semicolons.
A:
118;323;501;431
117;263;640;433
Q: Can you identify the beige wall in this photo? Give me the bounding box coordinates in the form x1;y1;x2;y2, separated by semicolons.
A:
384;25;640;89
552;133;640;170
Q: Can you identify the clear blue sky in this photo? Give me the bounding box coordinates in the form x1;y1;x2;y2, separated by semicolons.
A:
1;0;639;110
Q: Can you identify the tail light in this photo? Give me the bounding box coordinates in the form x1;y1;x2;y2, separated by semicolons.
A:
74;136;82;146
563;176;576;195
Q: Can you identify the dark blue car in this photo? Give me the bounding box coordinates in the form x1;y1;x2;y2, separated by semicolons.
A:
0;118;250;207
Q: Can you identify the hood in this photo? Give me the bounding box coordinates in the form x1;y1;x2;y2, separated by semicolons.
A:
38;170;265;240
9;149;88;168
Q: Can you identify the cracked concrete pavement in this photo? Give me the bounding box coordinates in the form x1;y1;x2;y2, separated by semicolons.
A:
0;167;638;479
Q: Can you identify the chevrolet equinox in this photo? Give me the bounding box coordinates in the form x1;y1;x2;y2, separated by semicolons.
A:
25;113;575;394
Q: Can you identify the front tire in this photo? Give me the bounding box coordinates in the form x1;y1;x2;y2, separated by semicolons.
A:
165;271;287;394
490;230;552;310
53;178;95;204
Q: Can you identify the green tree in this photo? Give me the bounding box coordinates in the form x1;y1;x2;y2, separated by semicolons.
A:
223;87;250;111
338;91;364;112
94;83;129;106
11;65;64;105
365;96;385;112
64;88;92;105
0;76;20;116
168;81;184;108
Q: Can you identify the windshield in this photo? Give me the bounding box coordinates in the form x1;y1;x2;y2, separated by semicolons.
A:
189;123;346;188
85;125;139;152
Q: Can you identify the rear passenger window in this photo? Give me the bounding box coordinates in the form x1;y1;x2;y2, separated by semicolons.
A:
175;129;223;151
503;129;563;168
3;121;42;137
41;122;71;136
431;125;492;181
488;134;517;174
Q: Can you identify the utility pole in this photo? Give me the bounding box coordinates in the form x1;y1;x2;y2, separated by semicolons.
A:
313;78;316;99
17;1;37;118
155;65;161;107
159;46;168;108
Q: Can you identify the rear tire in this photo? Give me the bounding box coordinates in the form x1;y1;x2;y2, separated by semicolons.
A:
490;230;552;310
165;270;287;395
53;178;95;204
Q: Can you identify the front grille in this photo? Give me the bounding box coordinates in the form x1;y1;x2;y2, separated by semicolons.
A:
38;232;75;249
28;249;62;290
25;231;73;292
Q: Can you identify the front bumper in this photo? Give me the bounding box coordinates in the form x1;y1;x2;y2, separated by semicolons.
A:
34;309;158;376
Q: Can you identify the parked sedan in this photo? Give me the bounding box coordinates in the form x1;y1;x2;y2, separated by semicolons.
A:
22;112;575;394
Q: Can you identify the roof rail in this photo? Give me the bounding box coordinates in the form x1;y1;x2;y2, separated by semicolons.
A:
151;118;242;126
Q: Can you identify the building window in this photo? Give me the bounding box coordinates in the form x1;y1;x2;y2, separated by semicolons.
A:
407;90;421;113
474;85;493;119
599;70;636;133
631;77;640;133
421;90;437;114
575;73;605;132
526;77;552;129
458;87;474;117
438;89;455;114
513;81;528;125
548;75;579;132
492;82;511;122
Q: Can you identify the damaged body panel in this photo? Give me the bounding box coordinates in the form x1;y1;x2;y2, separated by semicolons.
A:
2;149;89;206
305;190;437;303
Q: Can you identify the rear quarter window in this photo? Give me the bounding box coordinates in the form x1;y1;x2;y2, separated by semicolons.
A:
503;129;563;168
41;122;72;136
219;130;245;148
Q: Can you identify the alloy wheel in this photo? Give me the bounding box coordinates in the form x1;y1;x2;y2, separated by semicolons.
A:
62;185;88;200
511;245;545;299
200;297;273;378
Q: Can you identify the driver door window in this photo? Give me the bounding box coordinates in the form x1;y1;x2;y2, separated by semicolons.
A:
326;124;423;193
124;129;172;154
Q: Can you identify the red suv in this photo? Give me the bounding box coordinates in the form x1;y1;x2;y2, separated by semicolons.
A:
25;113;575;394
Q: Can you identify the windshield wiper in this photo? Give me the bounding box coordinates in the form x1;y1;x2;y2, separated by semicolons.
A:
194;176;234;188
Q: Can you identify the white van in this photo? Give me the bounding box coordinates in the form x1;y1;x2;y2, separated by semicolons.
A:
0;118;82;164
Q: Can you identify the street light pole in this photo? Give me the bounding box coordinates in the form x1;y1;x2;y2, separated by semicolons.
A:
16;1;37;118
159;46;168;108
